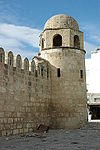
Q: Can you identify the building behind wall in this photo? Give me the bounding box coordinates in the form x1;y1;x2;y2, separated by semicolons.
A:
0;14;87;136
86;48;100;121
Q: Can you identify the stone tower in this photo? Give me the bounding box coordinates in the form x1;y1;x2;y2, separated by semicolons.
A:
39;14;87;128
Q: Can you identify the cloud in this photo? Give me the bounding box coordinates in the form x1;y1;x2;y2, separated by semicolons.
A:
82;23;100;44
0;23;42;58
0;23;42;47
81;23;100;58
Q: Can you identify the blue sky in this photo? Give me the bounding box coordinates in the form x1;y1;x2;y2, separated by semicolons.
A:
0;0;100;59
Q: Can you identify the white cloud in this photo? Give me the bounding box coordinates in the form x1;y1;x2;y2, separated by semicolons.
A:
0;23;42;58
81;23;100;58
82;23;100;44
0;23;42;47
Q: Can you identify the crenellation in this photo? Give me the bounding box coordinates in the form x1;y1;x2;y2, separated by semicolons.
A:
8;51;14;66
0;48;51;80
24;57;29;71
31;58;36;72
0;47;5;63
16;54;22;69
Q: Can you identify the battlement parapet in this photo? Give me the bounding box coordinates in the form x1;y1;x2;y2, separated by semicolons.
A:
0;47;50;79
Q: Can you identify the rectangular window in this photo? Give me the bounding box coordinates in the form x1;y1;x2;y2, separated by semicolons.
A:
47;67;49;79
80;70;83;79
0;55;2;62
57;68;60;77
41;67;43;77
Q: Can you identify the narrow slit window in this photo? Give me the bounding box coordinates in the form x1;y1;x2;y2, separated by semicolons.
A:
0;55;2;62
80;70;83;79
57;68;60;77
47;67;49;79
41;67;43;77
42;38;44;49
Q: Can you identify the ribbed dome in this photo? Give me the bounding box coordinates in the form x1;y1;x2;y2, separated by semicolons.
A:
44;14;79;30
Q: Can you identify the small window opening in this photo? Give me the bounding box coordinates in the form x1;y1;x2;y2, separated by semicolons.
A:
57;68;60;77
41;67;43;77
53;34;62;47
42;38;44;49
80;70;83;79
74;35;80;48
47;67;49;79
0;54;2;62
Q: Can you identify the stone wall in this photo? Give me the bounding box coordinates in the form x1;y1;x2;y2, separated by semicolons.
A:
0;48;51;136
41;47;87;128
0;46;87;136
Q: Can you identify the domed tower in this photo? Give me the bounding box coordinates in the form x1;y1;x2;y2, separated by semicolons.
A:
39;14;87;128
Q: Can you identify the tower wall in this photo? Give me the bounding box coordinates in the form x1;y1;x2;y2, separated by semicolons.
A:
40;29;83;51
41;47;87;128
40;14;87;128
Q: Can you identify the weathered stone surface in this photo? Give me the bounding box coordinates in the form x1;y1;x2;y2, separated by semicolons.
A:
0;14;87;136
40;14;87;128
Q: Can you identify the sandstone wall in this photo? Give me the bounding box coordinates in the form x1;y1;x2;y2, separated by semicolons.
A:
0;48;51;136
41;47;87;128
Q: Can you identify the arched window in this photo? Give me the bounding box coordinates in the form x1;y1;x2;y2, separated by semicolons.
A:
53;34;62;47
74;35;80;48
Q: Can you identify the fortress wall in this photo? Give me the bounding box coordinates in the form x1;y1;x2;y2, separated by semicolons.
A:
0;48;51;136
